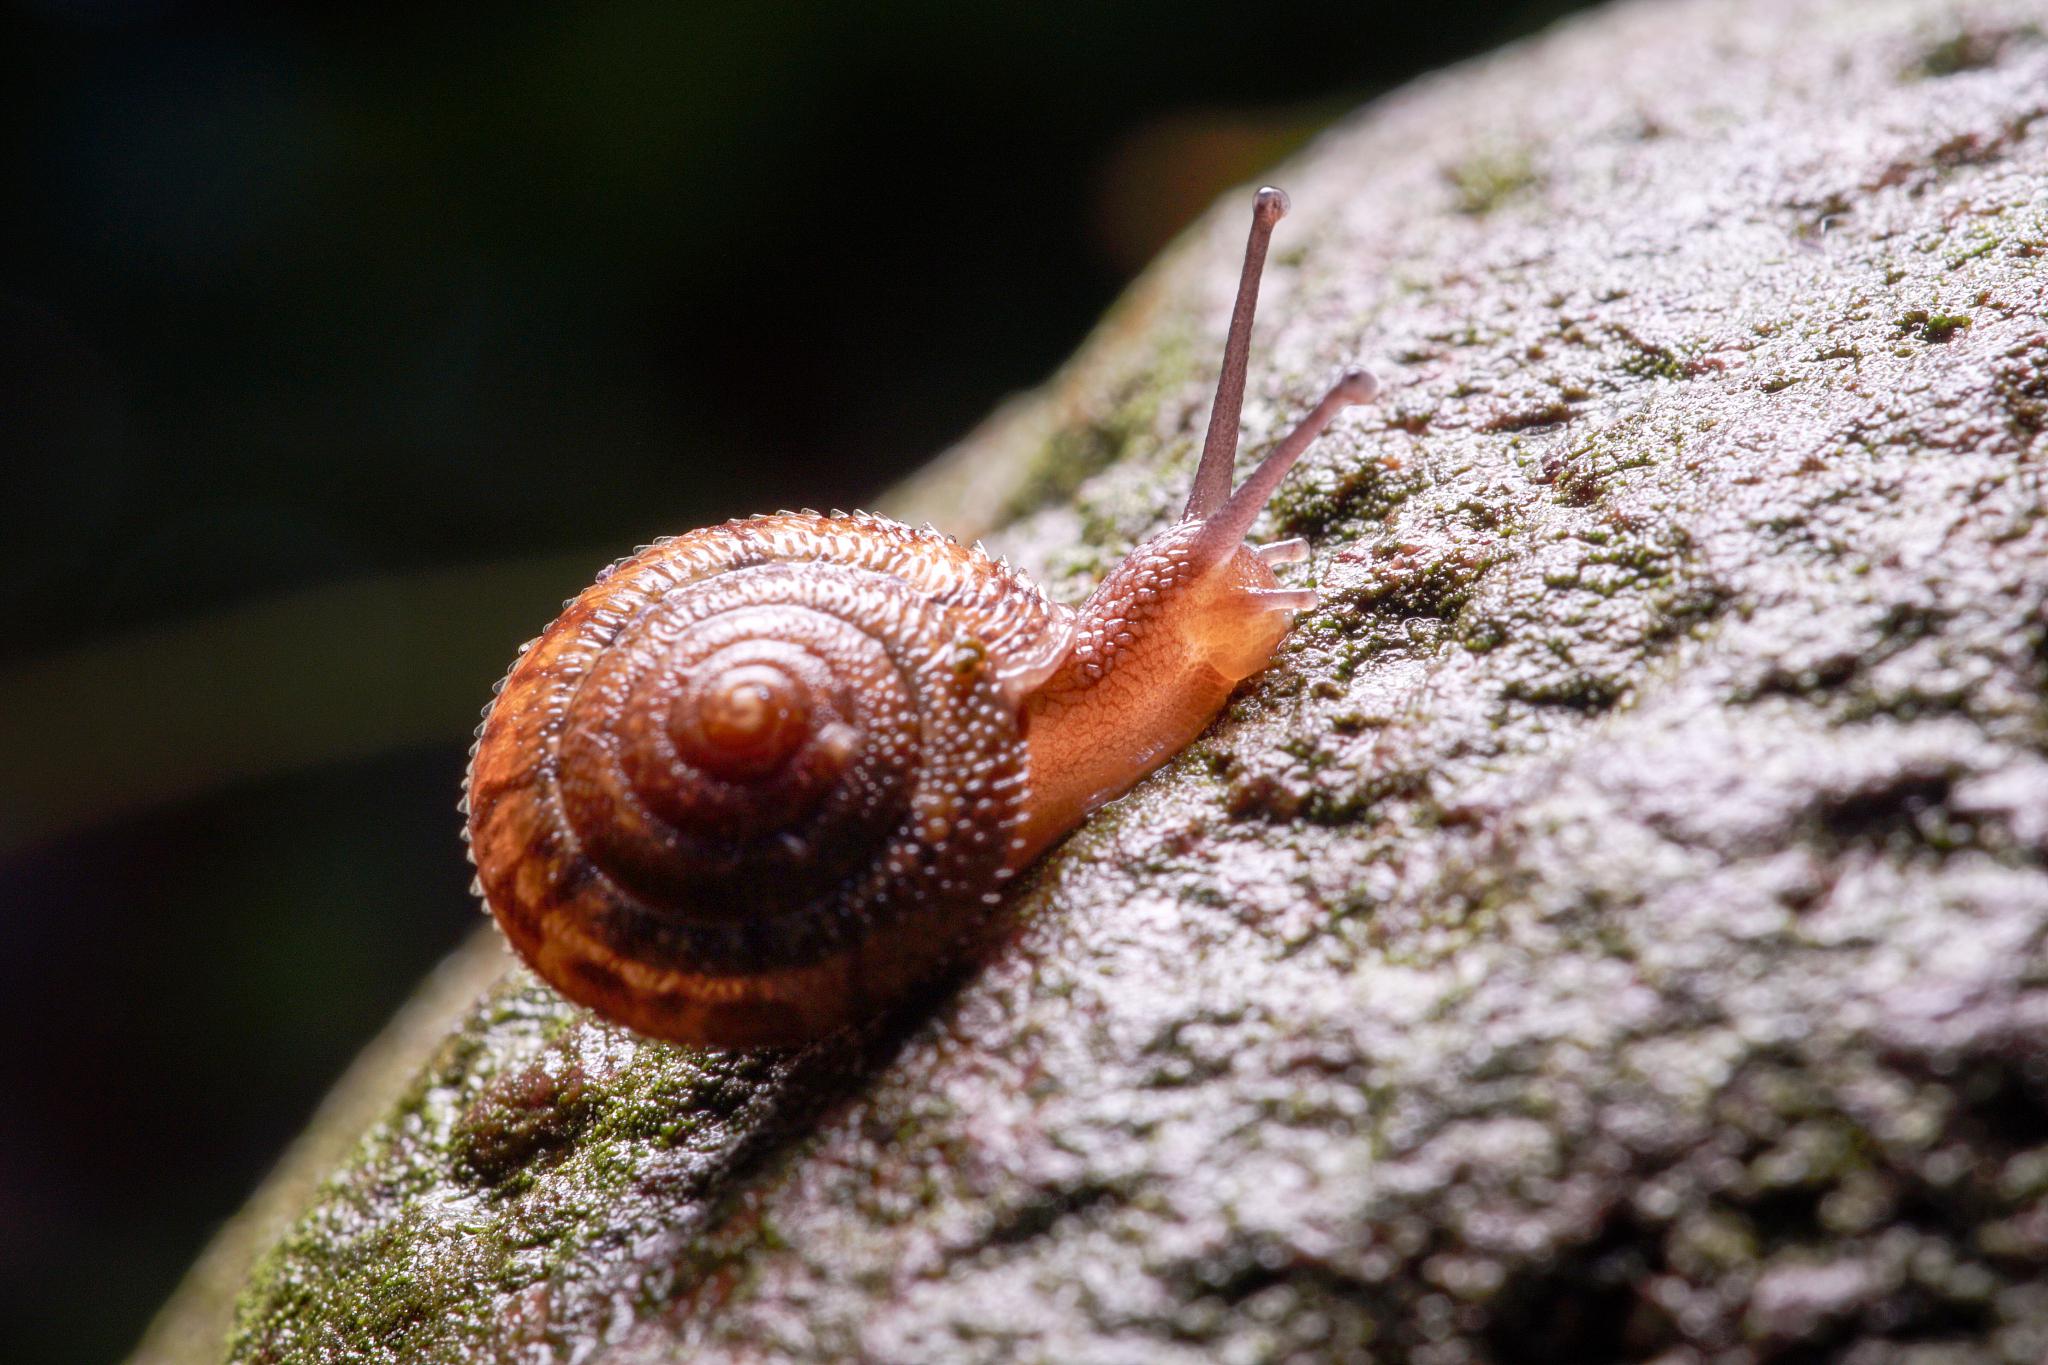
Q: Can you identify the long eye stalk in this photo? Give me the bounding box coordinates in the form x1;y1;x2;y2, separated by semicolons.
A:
1182;187;1381;561
1185;186;1290;521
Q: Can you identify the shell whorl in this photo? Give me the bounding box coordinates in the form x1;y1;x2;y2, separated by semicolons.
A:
465;512;1065;1047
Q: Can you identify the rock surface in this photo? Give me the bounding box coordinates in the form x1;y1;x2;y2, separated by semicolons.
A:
139;0;2048;1360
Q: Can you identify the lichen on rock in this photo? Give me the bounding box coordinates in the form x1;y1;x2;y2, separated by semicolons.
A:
137;0;2048;1360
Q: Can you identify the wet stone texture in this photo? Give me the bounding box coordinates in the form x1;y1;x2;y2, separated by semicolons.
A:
168;0;2048;1360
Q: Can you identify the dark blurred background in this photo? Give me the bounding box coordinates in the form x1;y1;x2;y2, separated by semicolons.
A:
0;2;1593;1359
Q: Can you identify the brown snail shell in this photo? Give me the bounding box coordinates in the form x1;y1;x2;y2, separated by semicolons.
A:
465;513;1065;1048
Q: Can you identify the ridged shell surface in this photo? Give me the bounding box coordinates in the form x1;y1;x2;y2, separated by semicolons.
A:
465;512;1063;1046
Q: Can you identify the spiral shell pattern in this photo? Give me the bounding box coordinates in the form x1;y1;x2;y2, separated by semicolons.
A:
465;512;1065;1046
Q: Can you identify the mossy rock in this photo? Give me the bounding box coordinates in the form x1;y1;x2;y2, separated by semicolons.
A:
136;0;2048;1360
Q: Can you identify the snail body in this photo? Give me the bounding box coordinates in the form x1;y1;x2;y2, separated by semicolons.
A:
465;188;1378;1047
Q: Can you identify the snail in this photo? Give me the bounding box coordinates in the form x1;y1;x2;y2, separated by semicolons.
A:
464;187;1378;1048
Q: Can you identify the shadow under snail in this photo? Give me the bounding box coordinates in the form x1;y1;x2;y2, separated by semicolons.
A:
465;187;1379;1048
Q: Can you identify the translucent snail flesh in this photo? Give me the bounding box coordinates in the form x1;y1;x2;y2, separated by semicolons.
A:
464;188;1378;1047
